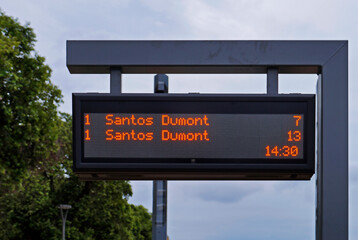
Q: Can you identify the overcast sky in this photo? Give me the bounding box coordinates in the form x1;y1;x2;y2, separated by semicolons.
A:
1;0;357;239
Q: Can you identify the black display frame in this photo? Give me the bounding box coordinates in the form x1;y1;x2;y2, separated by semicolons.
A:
73;93;315;180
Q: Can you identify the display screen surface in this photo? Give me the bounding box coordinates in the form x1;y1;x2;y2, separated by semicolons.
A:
83;113;304;159
73;94;315;180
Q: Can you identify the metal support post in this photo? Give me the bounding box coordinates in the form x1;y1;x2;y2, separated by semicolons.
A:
316;45;348;240
58;204;72;240
153;74;168;240
267;67;279;95
110;68;122;94
61;210;68;240
155;74;169;93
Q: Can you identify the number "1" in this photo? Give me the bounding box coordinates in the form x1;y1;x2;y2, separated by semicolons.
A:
85;129;91;140
85;114;90;125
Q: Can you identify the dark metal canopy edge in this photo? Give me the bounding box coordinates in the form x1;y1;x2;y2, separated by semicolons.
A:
66;40;347;74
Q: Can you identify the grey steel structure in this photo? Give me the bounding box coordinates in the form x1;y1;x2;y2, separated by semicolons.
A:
67;40;348;240
152;74;168;240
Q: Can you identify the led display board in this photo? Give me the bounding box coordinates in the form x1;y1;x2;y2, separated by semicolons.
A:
73;94;315;180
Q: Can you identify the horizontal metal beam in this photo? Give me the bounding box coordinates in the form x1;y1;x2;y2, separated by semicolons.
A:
66;40;346;74
67;65;320;74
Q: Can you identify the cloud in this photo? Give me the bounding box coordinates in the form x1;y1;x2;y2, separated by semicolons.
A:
188;181;263;203
167;181;315;240
128;181;152;209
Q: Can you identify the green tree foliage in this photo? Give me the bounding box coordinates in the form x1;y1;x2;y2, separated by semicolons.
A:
0;8;62;180
0;11;152;239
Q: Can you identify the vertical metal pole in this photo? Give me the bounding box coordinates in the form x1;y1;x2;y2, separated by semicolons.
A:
60;209;69;240
316;75;323;240
267;67;279;95
110;68;122;94
60;209;65;240
316;45;348;240
153;74;168;240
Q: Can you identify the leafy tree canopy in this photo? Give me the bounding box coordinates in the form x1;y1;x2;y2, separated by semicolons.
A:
0;10;152;239
0;9;62;180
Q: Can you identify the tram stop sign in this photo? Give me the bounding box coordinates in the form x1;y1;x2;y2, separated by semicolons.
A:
73;93;315;180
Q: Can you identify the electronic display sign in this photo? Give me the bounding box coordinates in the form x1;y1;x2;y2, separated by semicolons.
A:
73;94;315;180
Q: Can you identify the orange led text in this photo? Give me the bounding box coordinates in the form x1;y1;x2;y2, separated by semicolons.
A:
105;114;153;126
265;145;299;157
162;115;209;126
294;115;301;126
106;129;154;141
162;130;209;141
288;130;302;142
